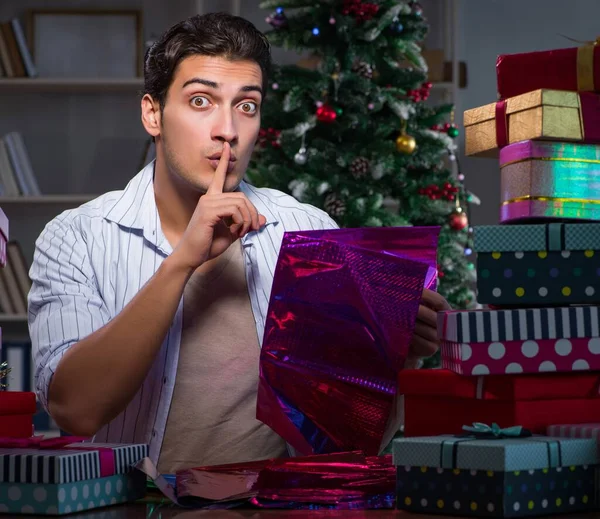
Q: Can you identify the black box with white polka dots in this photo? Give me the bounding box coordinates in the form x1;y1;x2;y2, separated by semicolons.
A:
473;223;600;307
396;464;596;517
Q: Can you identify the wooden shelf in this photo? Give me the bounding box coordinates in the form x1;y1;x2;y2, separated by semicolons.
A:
0;78;143;93
0;314;27;322
0;195;97;205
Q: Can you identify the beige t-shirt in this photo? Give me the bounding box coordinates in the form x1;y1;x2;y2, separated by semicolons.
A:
157;241;287;473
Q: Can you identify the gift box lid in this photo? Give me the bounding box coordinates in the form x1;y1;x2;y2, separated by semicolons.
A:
0;391;36;415
392;434;597;471
0;443;148;484
499;139;600;167
473;222;600;252
438;306;600;343
399;369;600;401
464;89;580;127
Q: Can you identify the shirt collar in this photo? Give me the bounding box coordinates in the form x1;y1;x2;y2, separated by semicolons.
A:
104;161;279;236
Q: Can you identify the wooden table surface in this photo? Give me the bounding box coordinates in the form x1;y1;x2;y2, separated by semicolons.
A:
2;502;599;519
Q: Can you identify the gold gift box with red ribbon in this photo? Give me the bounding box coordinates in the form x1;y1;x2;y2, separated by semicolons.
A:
464;89;600;157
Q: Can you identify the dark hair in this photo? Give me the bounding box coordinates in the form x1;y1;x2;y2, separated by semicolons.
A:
144;12;271;111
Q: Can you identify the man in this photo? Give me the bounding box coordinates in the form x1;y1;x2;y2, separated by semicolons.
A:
29;12;450;473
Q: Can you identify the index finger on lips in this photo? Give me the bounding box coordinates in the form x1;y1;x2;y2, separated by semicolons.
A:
206;142;230;195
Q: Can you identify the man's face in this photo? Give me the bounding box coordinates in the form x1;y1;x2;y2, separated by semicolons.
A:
157;55;263;193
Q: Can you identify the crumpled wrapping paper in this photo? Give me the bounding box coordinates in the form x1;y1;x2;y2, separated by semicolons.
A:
257;227;440;456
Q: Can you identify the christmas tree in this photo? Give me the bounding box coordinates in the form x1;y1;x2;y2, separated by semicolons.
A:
247;0;478;361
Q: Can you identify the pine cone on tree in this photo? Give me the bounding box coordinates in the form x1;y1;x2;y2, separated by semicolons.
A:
324;192;346;217
349;156;370;179
352;60;374;79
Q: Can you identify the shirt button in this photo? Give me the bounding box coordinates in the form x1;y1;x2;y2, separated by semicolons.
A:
152;430;156;437
163;377;167;384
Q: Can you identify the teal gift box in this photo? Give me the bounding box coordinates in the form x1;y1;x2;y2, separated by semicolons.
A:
0;442;148;515
0;471;146;515
474;222;600;306
393;433;598;517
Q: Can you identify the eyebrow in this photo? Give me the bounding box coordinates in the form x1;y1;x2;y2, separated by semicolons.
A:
182;77;263;97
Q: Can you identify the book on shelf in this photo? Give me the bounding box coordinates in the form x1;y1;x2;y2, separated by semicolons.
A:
0;17;36;78
0;131;41;196
0;241;30;315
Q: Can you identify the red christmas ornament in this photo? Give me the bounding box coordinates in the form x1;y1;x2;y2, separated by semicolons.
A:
316;104;337;123
449;211;469;231
257;127;281;148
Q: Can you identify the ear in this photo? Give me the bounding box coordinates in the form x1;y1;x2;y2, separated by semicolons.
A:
141;94;161;137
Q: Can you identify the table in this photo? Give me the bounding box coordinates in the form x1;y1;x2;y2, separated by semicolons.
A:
1;502;599;519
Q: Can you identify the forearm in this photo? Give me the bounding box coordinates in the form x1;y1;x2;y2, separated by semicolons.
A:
48;253;193;436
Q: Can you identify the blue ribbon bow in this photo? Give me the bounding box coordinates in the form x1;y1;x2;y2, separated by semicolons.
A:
461;422;531;439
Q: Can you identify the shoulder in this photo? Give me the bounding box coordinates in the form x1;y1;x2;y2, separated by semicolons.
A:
36;190;124;244
240;182;339;231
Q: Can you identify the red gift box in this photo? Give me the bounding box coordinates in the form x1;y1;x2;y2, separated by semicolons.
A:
496;43;600;99
0;391;36;438
399;369;600;437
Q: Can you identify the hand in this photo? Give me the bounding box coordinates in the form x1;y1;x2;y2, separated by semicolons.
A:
405;289;452;368
171;142;267;271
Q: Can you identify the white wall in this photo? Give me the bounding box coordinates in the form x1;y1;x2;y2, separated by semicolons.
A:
458;0;600;224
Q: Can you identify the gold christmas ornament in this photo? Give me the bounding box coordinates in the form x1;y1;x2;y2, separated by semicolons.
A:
0;361;11;388
396;133;416;154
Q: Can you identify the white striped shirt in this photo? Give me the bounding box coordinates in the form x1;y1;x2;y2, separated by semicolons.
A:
28;161;338;463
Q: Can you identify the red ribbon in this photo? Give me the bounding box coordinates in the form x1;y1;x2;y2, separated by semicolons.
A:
495;100;508;148
0;435;116;478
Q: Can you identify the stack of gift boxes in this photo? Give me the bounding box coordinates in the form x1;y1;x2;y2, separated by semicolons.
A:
393;42;600;517
0;205;149;515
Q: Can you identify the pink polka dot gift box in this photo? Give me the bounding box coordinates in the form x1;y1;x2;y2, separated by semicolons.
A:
438;306;600;376
473;222;600;307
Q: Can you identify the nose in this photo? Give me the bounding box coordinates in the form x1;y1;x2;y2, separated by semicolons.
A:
210;107;238;144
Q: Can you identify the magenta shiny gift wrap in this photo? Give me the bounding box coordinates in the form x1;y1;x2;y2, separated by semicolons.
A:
257;227;440;457
500;140;600;222
174;451;396;509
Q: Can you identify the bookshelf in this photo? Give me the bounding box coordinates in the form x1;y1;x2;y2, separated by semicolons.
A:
0;195;97;204
0;78;144;93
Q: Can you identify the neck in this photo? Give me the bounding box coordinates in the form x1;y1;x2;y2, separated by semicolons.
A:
153;150;200;244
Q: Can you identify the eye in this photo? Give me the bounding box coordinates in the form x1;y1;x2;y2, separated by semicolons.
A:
190;96;210;108
239;101;258;114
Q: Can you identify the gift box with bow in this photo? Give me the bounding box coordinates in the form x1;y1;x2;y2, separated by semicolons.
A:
399;369;600;437
393;425;598;517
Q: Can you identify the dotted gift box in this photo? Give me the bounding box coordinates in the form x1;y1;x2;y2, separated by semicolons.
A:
473;223;600;307
393;435;598;517
438;306;600;376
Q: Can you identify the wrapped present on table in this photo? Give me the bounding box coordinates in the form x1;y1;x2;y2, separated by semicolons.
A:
439;306;600;375
496;41;600;99
499;140;600;222
473;223;600;306
399;369;600;437
257;227;439;457
0;390;35;438
393;428;598;517
0;437;148;515
464;89;600;157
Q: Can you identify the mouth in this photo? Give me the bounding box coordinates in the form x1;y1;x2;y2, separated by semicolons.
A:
208;157;237;173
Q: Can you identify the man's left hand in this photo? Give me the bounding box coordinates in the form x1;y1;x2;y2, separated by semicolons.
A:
405;289;452;368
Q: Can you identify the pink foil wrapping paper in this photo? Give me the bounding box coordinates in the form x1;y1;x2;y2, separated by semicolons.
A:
173;451;396;509
499;140;600;222
257;227;439;457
